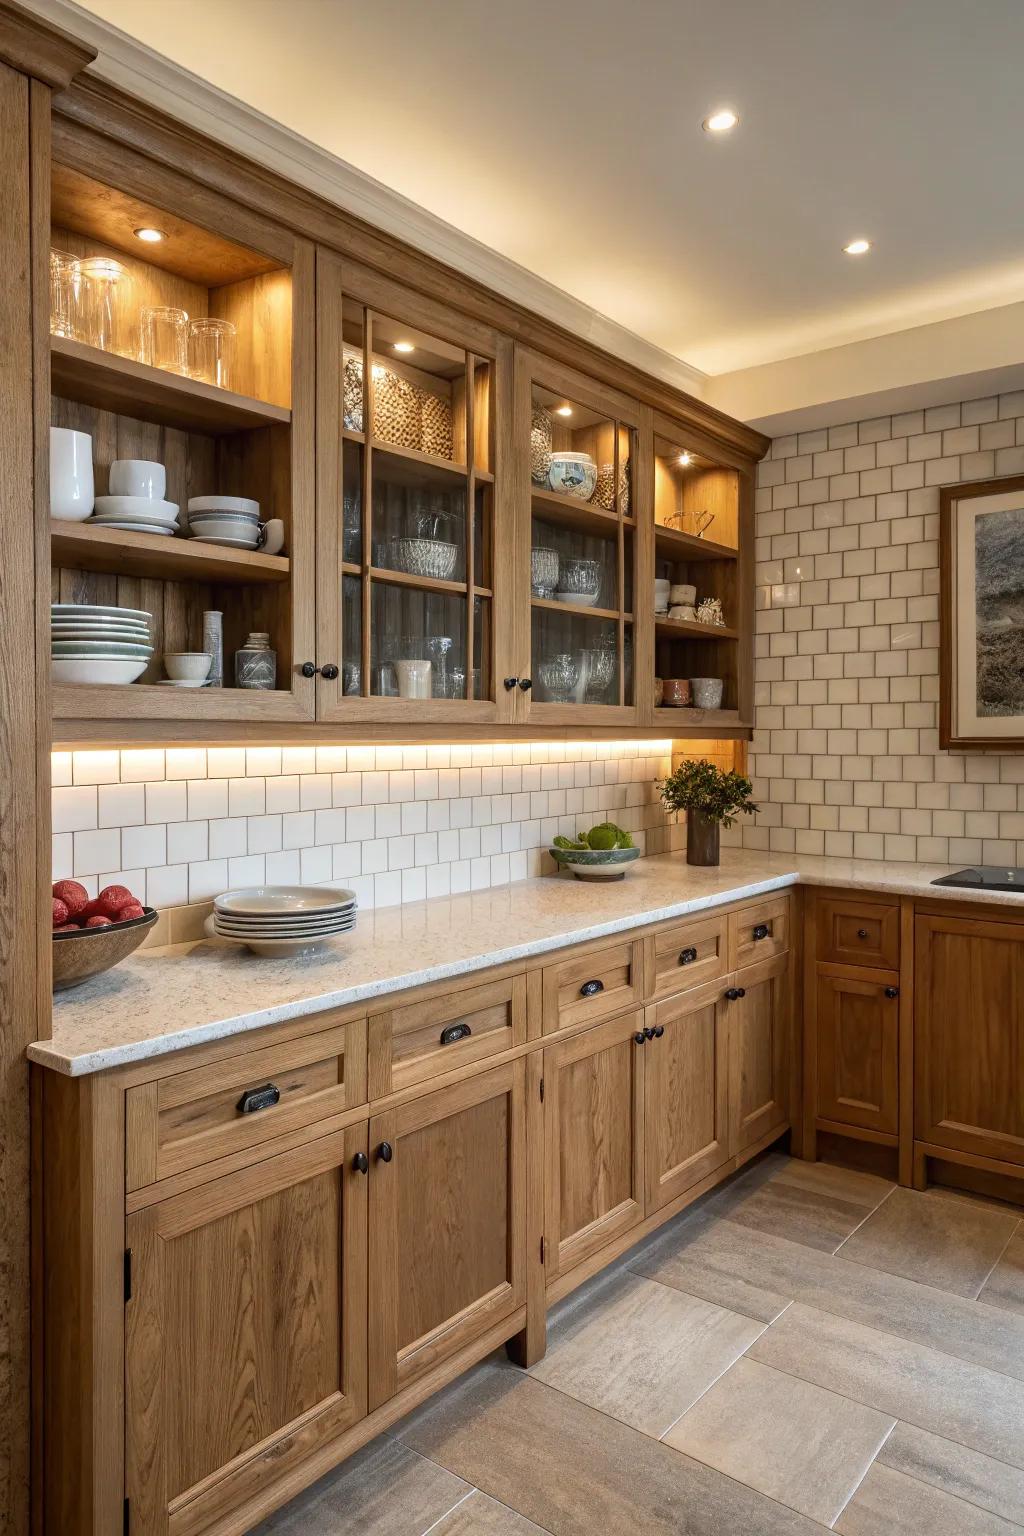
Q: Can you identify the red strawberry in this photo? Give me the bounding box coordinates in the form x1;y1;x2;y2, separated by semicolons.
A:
85;914;113;928
97;884;135;919
52;879;89;919
115;901;146;922
52;897;69;926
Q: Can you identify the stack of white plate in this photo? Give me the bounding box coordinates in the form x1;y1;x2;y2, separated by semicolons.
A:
207;885;358;956
51;604;153;685
188;496;261;549
89;495;181;537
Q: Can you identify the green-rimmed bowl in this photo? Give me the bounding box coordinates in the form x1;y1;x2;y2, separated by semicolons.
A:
549;846;641;882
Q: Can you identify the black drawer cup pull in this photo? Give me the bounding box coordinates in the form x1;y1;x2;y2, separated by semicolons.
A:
885;986;899;999
236;1083;280;1115
678;946;698;966
440;1021;473;1046
579;978;605;998
857;929;869;940
752;923;770;942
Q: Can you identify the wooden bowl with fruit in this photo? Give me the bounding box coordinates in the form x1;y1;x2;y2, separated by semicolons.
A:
52;880;158;992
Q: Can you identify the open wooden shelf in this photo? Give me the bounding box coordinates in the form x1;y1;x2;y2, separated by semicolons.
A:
367;439;494;486
369;566;493;600
654;706;746;730
531;486;633;536
655;616;738;641
653;522;737;564
531;598;631;624
50;336;292;435
50;520;290;585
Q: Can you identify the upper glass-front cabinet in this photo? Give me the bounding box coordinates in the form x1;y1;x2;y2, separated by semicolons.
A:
516;351;643;725
316;253;514;723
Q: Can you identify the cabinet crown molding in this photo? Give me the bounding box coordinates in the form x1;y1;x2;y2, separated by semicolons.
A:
0;0;93;87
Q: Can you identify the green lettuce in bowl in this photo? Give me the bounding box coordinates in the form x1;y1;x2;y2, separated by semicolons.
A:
550;823;640;882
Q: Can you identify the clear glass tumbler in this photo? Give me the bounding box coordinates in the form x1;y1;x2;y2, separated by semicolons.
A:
71;256;132;356
49;249;78;339
140;305;189;374
188;317;236;390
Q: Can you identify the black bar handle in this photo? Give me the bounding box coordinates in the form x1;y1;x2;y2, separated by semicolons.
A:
236;1082;280;1115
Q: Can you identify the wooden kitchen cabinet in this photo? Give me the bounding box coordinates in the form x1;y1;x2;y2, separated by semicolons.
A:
915;912;1024;1167
816;970;899;1136
729;952;789;1156
644;979;731;1212
542;1010;646;1290
124;1123;368;1535
367;1061;527;1410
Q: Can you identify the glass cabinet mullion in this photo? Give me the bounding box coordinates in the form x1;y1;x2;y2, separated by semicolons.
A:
361;312;374;695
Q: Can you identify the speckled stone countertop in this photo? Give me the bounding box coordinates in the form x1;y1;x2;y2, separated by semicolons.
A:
34;849;1024;1076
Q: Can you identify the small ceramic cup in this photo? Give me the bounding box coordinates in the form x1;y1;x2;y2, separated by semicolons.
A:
260;519;286;556
395;659;432;699
670;583;697;606
669;604;697;622
662;678;692;707
109;458;166;500
163;652;212;682
654;577;671;614
50;427;94;521
691;676;724;709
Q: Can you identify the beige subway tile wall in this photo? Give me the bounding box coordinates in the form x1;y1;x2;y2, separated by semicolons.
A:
52;741;674;910
743;390;1024;863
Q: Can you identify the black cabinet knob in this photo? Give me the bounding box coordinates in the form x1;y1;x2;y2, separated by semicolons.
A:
752;923;769;941
377;1141;393;1163
352;1151;369;1175
321;663;339;680
643;1025;655;1040
653;1024;665;1038
519;677;533;691
633;1031;646;1046
579;978;604;998
724;987;746;1001
857;929;869;940
678;946;697;966
884;986;899;999
300;661;317;678
503;677;519;691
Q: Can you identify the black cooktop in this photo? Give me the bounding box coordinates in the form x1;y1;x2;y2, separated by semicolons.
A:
932;866;1024;891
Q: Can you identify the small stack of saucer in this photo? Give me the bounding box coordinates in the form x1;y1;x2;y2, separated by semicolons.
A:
90;458;180;537
207;885;358;956
188;496;261;549
51;603;153;685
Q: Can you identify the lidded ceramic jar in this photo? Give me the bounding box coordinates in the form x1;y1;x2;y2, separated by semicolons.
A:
235;632;277;690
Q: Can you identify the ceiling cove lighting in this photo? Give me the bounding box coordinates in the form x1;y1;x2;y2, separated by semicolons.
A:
133;227;166;243
392;341;415;353
702;109;738;134
555;404;573;417
843;238;872;256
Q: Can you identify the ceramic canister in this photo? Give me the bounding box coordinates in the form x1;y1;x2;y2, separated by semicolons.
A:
691;677;724;709
50;427;94;521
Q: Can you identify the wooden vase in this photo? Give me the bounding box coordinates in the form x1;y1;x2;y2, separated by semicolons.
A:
686;810;720;866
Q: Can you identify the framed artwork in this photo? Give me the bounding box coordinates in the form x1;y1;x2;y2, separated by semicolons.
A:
941;474;1024;748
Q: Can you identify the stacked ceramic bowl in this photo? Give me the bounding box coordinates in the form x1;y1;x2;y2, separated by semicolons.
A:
89;459;179;537
206;885;358;956
51;603;153;685
187;495;261;549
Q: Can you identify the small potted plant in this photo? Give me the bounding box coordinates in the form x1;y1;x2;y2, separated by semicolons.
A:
658;759;758;867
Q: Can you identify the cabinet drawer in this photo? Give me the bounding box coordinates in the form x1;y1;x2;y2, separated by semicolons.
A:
368;973;528;1098
542;938;644;1035
817;897;899;970
646;914;728;1002
126;1017;367;1192
730;896;790;970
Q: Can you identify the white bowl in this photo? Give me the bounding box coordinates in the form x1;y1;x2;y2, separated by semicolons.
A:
52;657;148;685
215;884;357;917
109;460;166;499
203;914;343;957
188;495;260;515
163;652;212;682
554;591;600;608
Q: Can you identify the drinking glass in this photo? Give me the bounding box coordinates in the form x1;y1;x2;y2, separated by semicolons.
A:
140;305;189;374
71;256;132;356
188;317;236;389
49;249;77;339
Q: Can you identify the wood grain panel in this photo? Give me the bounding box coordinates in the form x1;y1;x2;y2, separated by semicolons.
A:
541;939;643;1034
729;895;790;971
730;953;789;1156
645;912;728;1002
816;971;899;1136
368;974;526;1098
645;982;731;1211
817;898;900;971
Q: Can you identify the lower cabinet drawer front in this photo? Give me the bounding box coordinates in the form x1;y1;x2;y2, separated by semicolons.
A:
647;914;728;1001
369;973;528;1097
126;1019;366;1191
817;897;899;970
730;896;790;970
543;938;643;1034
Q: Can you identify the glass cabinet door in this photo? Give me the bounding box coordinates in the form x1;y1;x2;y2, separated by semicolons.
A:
517;351;641;725
315;251;514;724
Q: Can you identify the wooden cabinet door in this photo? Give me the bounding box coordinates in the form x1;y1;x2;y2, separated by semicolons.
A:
730;954;790;1156
915;913;1024;1166
367;1061;526;1411
645;980;731;1214
543;1010;645;1289
816;970;899;1136
125;1125;368;1535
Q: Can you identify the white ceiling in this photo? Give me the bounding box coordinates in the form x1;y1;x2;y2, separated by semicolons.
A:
65;0;1024;377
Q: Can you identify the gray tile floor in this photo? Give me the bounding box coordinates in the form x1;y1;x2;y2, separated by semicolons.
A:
257;1154;1024;1535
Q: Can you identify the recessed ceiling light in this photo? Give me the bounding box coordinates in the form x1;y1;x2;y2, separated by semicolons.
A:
678;452;693;467
133;227;166;243
843;238;872;256
393;340;415;353
702;109;738;134
555;404;573;417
